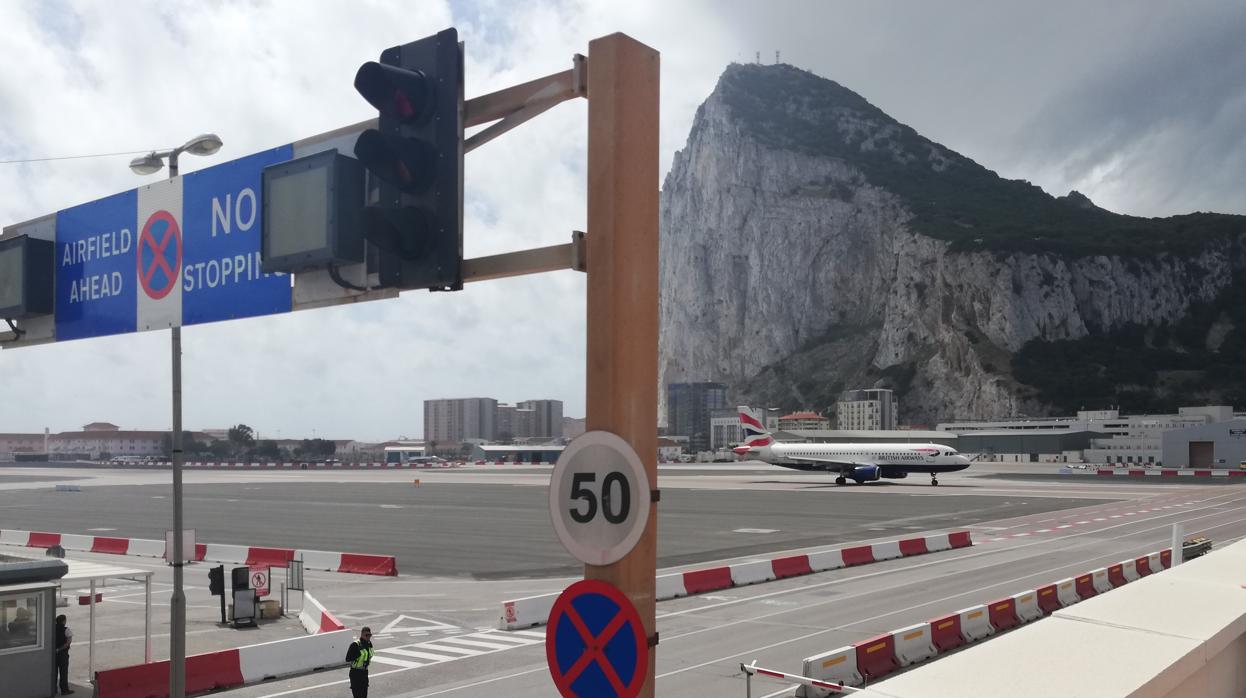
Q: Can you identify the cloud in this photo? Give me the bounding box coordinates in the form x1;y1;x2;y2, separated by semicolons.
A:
1;0;1242;439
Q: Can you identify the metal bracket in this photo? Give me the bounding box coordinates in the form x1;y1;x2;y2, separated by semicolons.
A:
650;489;661;503
463;54;588;153
3;318;24;339
461;231;586;284
648;632;659;648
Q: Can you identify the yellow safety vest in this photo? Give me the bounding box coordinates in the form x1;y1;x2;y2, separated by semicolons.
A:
351;644;373;670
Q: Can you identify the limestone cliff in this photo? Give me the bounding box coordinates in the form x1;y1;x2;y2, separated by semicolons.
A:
658;64;1246;424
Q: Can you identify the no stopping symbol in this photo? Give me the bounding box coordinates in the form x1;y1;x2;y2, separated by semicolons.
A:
138;209;182;299
546;579;647;698
549;431;650;566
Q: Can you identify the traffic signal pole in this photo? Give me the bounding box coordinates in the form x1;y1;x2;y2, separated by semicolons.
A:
583;34;660;697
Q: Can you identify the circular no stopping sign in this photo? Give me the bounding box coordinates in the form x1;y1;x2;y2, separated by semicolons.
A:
546;579;648;698
549;431;651;566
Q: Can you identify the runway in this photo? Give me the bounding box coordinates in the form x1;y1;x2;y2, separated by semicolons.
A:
2;461;1241;696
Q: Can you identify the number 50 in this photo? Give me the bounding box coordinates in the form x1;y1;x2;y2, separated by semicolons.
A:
569;471;631;524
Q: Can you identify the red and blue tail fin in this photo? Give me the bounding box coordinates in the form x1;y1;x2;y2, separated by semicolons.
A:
734;406;774;454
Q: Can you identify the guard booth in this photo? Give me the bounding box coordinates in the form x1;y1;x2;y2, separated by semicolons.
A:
0;556;67;698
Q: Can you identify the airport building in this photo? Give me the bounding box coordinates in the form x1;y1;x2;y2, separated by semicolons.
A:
836;389;897;430
939;406;1244;466
1162;419;1246;469
667;382;727;453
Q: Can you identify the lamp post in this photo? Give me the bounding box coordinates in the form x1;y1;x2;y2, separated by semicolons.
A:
130;133;222;698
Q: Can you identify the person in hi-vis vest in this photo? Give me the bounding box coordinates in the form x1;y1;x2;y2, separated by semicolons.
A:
345;626;374;698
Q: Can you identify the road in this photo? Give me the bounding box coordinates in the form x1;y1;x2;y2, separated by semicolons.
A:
2;462;1241;696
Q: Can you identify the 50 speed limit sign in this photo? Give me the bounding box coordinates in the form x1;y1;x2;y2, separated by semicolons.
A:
549;431;651;566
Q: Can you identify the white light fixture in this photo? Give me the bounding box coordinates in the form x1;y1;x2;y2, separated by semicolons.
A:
183;133;223;156
129;153;164;175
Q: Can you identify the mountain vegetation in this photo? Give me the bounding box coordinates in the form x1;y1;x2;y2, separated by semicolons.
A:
718;64;1246;257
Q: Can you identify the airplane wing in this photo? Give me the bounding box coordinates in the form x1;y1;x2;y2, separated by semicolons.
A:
790;456;877;471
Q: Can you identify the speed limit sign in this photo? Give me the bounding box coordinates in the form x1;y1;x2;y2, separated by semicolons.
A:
549;431;651;566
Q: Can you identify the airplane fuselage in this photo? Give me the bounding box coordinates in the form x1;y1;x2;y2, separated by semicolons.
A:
750;442;971;481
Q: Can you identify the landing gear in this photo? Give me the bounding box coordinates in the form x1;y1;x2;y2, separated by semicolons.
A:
835;476;847;486
931;477;940;486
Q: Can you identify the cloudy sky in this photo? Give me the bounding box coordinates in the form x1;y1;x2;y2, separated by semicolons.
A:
1;0;1243;441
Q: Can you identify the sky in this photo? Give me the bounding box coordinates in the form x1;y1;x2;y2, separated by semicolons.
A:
1;0;1243;441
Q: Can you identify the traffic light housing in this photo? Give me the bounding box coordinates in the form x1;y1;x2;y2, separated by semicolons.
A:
354;28;463;291
208;565;224;596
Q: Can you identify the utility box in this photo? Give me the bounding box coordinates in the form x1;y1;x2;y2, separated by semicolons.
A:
231;588;257;627
259;599;282;619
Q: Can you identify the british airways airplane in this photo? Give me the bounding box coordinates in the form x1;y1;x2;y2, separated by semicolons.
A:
733;406;971;486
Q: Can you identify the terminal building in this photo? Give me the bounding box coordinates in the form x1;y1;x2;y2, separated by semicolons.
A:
939;406;1245;466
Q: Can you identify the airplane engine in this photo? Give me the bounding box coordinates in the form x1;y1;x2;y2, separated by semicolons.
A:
852;464;881;482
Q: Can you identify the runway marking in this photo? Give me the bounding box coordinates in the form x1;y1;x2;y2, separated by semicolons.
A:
652;510;1246;683
734;528;778;534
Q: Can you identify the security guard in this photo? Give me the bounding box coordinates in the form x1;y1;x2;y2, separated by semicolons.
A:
344;626;374;698
55;614;73;695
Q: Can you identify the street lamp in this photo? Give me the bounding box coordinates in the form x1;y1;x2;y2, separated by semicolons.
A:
129;133;223;178
130;132;223;698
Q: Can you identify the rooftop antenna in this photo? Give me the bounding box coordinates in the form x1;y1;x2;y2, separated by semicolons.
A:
776;50;780;64
755;51;760;64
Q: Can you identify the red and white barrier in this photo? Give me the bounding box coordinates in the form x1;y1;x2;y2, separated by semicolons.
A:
299;592;346;634
797;546;1178;695
94;629;352;698
499;531;975;629
1090;567;1113;594
742;662;855;696
0;528;397;576
1085;467;1246;477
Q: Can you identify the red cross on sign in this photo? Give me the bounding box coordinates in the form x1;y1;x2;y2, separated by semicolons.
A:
546;579;647;697
137;210;182;299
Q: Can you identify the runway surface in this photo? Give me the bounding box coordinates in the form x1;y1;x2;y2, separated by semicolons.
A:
2;461;1242;696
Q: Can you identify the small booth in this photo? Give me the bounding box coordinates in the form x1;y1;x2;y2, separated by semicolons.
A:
0;556;67;698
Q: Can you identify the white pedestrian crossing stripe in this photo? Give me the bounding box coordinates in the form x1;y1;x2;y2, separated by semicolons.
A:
370;630;546;669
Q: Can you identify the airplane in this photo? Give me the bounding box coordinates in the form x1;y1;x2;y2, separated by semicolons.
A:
732;406;971;486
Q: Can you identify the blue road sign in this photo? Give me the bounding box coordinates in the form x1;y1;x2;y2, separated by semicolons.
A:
53;144;295;341
546;579;647;698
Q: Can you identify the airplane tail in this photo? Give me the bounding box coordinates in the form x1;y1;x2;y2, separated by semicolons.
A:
734;405;774;455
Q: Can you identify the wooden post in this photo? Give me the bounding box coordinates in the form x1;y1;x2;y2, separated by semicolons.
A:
584;33;660;697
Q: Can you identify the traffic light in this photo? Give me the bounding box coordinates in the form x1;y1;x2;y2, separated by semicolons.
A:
353;28;464;291
208;565;224;596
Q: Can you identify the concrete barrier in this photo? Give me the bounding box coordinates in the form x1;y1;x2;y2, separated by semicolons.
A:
1035;584;1062;615
892;623;937;666
1012;590;1043;622
1074;572;1098;600
1055;578;1080;607
871;540;902;561
95;629;353;698
800;645;862;696
1136;555;1153;577
499;593;557;630
987;597;1021;632
855;633;900;682
1120;558;1140;582
1090;567;1113;594
298;592;346;634
1106;563;1129;588
0;529;395;576
1160;549;1172;568
729;560;774;586
958;605;995;642
498;532;975;629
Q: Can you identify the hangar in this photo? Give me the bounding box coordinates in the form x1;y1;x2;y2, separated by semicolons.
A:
1161;419;1246;469
952;429;1105;463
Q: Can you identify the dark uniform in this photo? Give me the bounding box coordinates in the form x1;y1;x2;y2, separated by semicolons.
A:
345;628;374;698
55;615;73;695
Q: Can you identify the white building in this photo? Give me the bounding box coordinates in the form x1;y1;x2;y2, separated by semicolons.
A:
940;406;1236;466
836;389;896;430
